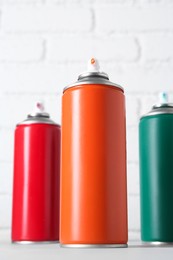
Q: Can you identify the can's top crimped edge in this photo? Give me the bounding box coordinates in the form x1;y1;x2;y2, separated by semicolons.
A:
63;75;124;93
140;103;173;119
17;116;60;126
140;92;173;119
17;101;60;126
63;58;124;92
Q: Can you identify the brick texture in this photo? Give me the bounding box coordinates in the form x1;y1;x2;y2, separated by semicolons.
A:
2;6;93;32
96;6;173;32
47;36;140;62
0;36;44;62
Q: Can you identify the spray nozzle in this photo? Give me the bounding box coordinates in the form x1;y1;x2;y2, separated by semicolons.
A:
35;101;45;113
87;57;100;72
78;57;109;81
159;92;168;104
28;100;49;118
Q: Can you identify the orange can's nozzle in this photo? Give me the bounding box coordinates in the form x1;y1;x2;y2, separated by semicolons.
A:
91;58;96;65
87;57;100;72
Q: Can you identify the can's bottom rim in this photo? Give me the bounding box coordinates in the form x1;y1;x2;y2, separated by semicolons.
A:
60;243;128;248
12;240;59;245
143;241;173;246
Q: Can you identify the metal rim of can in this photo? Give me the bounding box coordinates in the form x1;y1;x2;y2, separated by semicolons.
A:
63;72;124;93
12;241;59;245
140;103;173;120
60;243;128;248
142;241;173;247
17;116;60;126
78;71;109;80
63;80;124;92
153;103;173;109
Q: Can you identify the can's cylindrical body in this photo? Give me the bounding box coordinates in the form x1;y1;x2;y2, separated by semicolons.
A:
60;77;128;246
12;121;60;242
140;111;173;242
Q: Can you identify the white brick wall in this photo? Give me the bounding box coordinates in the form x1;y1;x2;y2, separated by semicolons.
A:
96;5;173;32
47;35;139;61
0;36;44;62
2;6;93;32
0;0;172;241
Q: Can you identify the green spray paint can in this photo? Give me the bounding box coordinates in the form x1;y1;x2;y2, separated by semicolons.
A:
139;92;173;243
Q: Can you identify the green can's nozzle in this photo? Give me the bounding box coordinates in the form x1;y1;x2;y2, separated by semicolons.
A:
159;92;168;104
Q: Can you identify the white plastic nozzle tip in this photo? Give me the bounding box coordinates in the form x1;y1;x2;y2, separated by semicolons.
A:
36;101;44;112
32;101;45;115
87;57;100;72
159;92;168;104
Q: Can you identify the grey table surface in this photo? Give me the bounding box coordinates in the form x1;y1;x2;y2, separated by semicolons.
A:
1;230;173;260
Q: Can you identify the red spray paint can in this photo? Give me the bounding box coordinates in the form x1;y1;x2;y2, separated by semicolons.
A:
12;101;60;243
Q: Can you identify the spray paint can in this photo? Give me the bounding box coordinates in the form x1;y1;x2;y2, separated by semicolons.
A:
139;92;173;243
60;58;128;247
12;101;60;243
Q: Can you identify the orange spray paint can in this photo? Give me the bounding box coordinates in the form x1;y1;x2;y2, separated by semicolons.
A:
60;58;128;247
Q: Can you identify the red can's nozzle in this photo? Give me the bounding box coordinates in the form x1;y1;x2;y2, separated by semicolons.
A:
36;101;44;112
